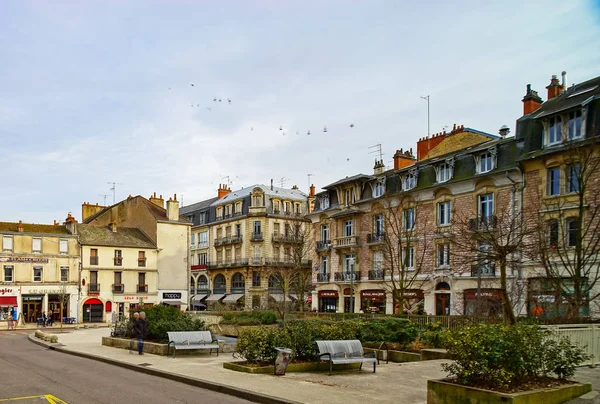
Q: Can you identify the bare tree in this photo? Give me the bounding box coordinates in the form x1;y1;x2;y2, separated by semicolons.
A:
450;193;532;325
57;281;70;333
377;197;431;315
529;141;600;320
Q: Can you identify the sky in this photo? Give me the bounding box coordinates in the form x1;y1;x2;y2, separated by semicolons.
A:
1;0;599;223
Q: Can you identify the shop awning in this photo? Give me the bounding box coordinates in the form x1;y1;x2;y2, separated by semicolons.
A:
269;294;285;302
288;294;298;301
223;294;244;303
205;294;225;302
0;296;17;307
192;294;209;302
162;300;184;306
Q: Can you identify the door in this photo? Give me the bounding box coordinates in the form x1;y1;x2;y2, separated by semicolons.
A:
83;298;104;323
435;293;451;315
344;296;355;313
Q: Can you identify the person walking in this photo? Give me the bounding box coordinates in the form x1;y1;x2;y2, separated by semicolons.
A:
132;312;147;355
6;314;14;330
139;311;148;355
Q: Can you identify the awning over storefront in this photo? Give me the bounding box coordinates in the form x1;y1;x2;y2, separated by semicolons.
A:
0;296;17;307
269;294;285;302
192;294;209;302
223;294;244;303
288;294;298;301
162;300;184;306
205;294;225;302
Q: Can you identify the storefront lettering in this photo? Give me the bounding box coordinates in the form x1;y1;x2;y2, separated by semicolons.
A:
28;289;68;295
123;296;148;301
2;257;49;263
318;291;338;298
163;292;182;299
361;290;386;299
0;288;14;295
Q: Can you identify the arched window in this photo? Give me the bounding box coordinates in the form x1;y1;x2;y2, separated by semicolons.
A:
198;275;208;290
190;276;196;293
436;282;450;291
268;274;283;292
213;274;226;291
231;272;245;289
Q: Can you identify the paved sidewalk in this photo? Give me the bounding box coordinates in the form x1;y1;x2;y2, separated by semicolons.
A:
30;328;447;404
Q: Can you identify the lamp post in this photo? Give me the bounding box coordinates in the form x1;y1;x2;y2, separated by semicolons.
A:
349;256;356;313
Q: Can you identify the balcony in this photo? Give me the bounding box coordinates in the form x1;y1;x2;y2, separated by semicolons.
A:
218;259;249;267
138;259;146;267
250;257;263;265
367;233;386;244
137;284;148;293
273;234;301;244
265;257;294;267
469;215;497;231
334;272;359;282
233;211;243;217
273;208;281;215
315;240;331;252
471;264;496;277
317;273;330;282
198;242;209;249
112;284;124;293
368;270;384;280
114;258;123;266
334;236;359;248
215;235;243;246
89;256;98;265
207;262;219;269
191;263;208;270
87;283;100;293
251;232;263;241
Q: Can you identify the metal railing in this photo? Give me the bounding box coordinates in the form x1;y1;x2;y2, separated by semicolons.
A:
251;233;263;241
137;284;148;293
89;256;99;265
368;270;384;280
367;233;386;244
315;240;331;251
471;264;496;277
112;284;124;293
317;273;330;282
334;272;359;281
88;283;100;293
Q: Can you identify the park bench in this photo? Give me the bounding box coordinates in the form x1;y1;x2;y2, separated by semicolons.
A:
167;331;220;357
316;340;377;375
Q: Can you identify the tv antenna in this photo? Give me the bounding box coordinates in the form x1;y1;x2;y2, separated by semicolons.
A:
98;194;110;206
107;182;123;204
279;177;289;188
221;175;238;188
307;174;314;190
369;143;384;161
421;95;430;137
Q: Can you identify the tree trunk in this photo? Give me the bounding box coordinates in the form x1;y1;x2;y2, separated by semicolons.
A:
500;259;516;325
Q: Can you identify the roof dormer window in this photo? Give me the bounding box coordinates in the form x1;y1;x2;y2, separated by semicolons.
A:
373;180;385;198
321;195;329;210
548;116;562;145
435;159;454;183
403;169;418;191
475;148;497;174
568;110;583;139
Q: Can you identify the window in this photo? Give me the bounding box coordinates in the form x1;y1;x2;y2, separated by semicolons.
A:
321;256;329;273
235;202;242;214
199;211;207;224
437;163;452;183
231;273;245;289
343;253;356;274
403;208;415;230
273;200;281;213
90;248;98;265
295;203;301;214
567;164;580;193
235;224;241;237
437;201;451;226
566;219;578;248
273;223;280;236
199;253;208;265
114;250;122;266
373;251;383;270
225;226;232;237
225;204;231;217
216;228;223;239
273;245;280;258
345;189;352;206
59;239;68;254
198;275;208;290
374;181;384;197
214;274;226;290
479;194;494;218
284;224;290;237
478;152;493;173
114;271;122;286
138;251;146;267
568;110;583;139
190;234;195;247
344;220;353;237
476;242;494;276
374;214;384;235
548;220;559;249
284;202;291;213
32;237;42;253
138;272;146;287
404;173;416;191
2;236;13;252
3;266;13;282
283;246;291;260
547;167;561;196
253;195;262;207
225;248;232;262
253;221;261;235
321;224;329;242
403;247;415;269
253;246;261;259
33;266;43;282
437;243;450;267
548;116;562;145
60;266;69;282
199;231;208;248
321;196;329;209
252;271;261;287
216;207;223;218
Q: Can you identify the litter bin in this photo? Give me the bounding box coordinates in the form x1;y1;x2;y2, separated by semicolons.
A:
274;347;293;376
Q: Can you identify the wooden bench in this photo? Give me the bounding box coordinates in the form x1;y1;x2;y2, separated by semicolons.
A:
167;331;220;357
316;340;377;375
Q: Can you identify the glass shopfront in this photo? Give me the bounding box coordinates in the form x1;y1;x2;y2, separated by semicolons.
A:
395;289;425;314
360;290;386;314
48;294;69;322
318;291;338;312
22;295;43;323
464;289;503;317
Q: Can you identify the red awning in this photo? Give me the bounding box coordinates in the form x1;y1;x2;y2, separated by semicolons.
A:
0;296;18;307
84;298;103;305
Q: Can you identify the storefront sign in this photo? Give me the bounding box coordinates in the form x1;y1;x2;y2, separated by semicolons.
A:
532;294;555;303
22;295;43;301
163;292;182;299
124;296;148;301
2;257;49;263
318;291;338;298
361;290;386;299
0;288;14;296
28;289;69;295
464;289;503;299
400;289;425;299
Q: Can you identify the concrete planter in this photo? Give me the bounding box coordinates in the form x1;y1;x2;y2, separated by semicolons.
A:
223;361;361;374
364;348;421;363
210;324;276;337
102;337;235;355
427;379;592;404
421;349;448;361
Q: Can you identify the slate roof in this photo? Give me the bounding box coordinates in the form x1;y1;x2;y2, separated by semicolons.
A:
323;174;374;190
83;196;190;224
0;222;70;235
211;184;308;207
179;197;218;215
78;224;156;248
532;75;600;119
422;130;497;160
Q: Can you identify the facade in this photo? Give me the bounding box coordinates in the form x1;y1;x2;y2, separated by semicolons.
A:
80;194;191;313
308;125;523;316
0;220;79;325
182;183;310;310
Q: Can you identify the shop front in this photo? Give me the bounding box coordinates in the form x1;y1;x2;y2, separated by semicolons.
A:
113;294;157;317
360;290;386;314
395;289;425;314
464;289;503;317
82;298;104;323
0;287;19;323
318;290;338;313
22;295;43;323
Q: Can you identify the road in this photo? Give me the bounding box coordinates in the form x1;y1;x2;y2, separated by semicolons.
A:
0;330;252;404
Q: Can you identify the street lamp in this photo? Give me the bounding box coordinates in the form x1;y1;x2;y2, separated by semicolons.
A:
349;256;356;313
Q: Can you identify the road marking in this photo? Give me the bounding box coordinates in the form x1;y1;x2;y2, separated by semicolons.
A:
0;395;68;403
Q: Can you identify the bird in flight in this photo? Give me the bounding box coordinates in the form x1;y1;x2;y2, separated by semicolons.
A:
213;98;217;102
218;98;222;102
250;127;254;131
307;130;311;135
350;123;355;128
191;84;194;86
206;107;212;111
323;126;328;133
279;125;283;131
227;98;232;104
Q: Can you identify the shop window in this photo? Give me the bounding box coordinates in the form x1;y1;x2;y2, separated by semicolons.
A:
231;273;245;289
198;275;208;290
214;274;226;291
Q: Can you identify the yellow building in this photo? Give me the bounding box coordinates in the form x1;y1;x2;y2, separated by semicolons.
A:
0;220;79;325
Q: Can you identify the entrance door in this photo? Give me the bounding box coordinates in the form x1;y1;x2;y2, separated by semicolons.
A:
22;302;43;323
344;297;355;313
435;293;451;315
83;298;104;323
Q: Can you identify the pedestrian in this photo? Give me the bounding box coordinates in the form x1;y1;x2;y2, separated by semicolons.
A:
111;311;117;324
7;314;14;330
139;311;148;354
132;312;147;355
42;311;47;327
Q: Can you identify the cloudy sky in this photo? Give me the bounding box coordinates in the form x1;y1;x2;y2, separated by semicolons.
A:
1;0;599;223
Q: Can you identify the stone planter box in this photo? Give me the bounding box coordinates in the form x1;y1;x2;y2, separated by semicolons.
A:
364;348;421;363
102;337;235;355
427;379;592;404
421;349;448;361
224;361;361;374
209;324;275;337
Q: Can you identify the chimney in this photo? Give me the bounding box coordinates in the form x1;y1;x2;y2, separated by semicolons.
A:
270;179;274;191
309;184;315;197
561;71;567;93
65;213;78;235
499;125;511;138
416;130;448;161
17;220;24;232
149;192;165;208
108;221;117;232
217;184;231;199
546;75;562;100
82;201;106;221
53;220;58;226
522;84;543;115
166;194;180;221
393;148;417;168
291;185;298;190
373;159;385;175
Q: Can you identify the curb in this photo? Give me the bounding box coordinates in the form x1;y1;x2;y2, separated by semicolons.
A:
28;334;302;404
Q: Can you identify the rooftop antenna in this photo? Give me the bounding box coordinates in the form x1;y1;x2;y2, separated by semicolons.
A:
98;194;110;206
307;174;314;190
421;95;430;137
279;177;289;188
369;143;384;161
107;182;123;204
180;193;184;207
221;175;238;188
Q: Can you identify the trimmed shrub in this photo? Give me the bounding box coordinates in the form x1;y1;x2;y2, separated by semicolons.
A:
418;322;447;348
357;318;419;348
221;310;278;325
236;326;292;364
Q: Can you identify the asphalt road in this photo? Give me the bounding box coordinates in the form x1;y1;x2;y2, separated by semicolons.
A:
0;331;252;404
